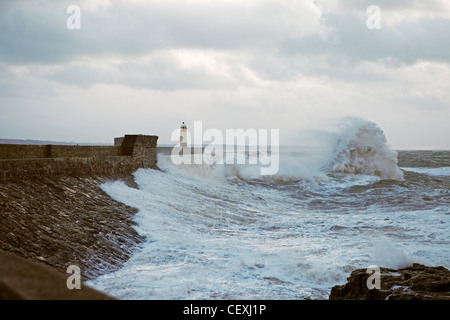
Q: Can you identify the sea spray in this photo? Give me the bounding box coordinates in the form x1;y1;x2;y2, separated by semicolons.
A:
325;117;404;180
87;118;449;300
167;117;404;182
372;237;416;269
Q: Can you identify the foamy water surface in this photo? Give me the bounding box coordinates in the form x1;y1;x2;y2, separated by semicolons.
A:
88;119;450;299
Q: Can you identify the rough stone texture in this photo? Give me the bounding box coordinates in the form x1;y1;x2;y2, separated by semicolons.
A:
329;263;450;300
114;137;124;147
0;250;114;300
0;135;158;299
0;157;155;181
122;135;158;160
49;145;122;158
0;144;122;159
0;174;145;281
0;144;47;159
0;134;158;181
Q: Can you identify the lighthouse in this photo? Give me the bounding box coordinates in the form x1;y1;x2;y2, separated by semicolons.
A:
180;122;187;148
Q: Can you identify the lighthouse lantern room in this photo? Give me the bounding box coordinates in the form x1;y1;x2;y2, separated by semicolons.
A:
180;122;187;147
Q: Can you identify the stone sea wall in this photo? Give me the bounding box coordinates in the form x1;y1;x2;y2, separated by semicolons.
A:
0;134;159;295
0;174;145;283
0;135;158;181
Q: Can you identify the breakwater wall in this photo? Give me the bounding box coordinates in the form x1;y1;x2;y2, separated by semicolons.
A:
0;135;158;181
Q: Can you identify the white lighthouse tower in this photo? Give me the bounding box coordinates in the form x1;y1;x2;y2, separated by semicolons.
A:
180;122;187;148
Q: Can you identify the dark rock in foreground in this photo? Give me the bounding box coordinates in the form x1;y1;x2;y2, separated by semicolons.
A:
329;263;450;300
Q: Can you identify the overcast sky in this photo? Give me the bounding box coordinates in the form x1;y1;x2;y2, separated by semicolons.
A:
1;0;449;148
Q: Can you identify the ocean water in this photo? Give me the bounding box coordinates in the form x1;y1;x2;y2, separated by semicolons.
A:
88;119;450;300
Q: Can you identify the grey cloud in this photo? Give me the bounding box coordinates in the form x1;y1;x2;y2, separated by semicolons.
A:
318;0;449;13
2;0;448;84
280;13;450;64
48;60;237;91
0;0;323;65
0;1;77;64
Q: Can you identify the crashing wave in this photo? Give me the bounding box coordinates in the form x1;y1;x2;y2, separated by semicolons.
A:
325;118;404;181
160;117;404;182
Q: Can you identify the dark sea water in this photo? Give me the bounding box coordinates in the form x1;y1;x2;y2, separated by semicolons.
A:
88;120;450;299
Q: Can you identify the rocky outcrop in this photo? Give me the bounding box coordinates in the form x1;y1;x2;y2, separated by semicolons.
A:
329;263;450;300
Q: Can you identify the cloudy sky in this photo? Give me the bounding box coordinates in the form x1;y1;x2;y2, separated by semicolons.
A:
1;0;449;148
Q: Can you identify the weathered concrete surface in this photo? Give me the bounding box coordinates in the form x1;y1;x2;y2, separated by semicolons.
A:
0;134;158;181
0;250;113;300
0;135;158;299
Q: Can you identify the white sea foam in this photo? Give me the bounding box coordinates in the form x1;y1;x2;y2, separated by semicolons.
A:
325;117;404;180
88;167;449;299
372;237;418;269
195;117;404;182
87;118;448;299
